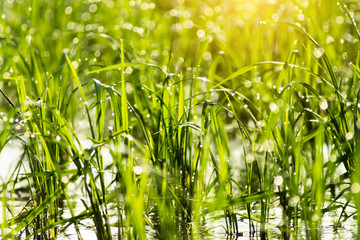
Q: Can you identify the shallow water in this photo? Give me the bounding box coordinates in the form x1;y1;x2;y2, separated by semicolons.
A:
0;140;358;239
0;140;23;181
0;191;357;239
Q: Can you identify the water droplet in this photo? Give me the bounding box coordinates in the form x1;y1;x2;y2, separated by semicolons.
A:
313;48;323;59
326;36;334;44
246;154;255;163
336;16;344;25
297;13;305;21
269;102;278;112
289;196;300;207
183;19;194;29
203;52;212;61
197;29;205;38
170;9;178;17
346;132;354;140
89;4;98;13
319;99;328;110
272;13;279;22
312;213;319;222
274;175;283;186
351;182;360;194
65;6;73;15
141;2;149;10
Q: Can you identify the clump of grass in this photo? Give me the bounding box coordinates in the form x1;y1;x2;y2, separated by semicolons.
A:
0;0;360;239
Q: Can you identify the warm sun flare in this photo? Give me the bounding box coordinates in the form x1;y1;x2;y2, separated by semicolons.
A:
0;0;359;239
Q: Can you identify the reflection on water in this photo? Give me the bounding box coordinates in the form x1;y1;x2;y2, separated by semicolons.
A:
50;200;358;239
0;192;358;239
0;140;23;181
0;141;358;239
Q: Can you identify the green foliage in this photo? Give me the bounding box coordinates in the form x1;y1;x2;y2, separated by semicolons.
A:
0;0;360;239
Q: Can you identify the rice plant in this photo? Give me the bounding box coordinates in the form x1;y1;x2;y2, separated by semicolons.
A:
0;0;360;239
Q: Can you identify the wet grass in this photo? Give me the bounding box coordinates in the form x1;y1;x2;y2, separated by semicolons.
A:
0;0;360;239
